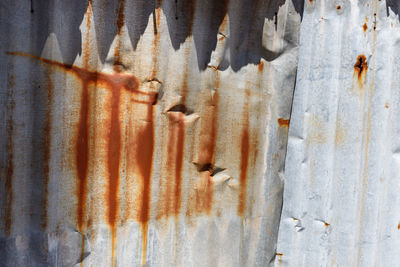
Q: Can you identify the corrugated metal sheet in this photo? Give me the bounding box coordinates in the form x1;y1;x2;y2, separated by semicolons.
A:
0;0;302;266
275;0;400;266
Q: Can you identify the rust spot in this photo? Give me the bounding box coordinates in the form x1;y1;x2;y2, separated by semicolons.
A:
398;222;400;230
353;55;368;86
385;103;389;109
238;91;250;217
258;61;264;72
278;118;290;127
363;22;368;33
4;74;15;237
324;222;330;227
336;5;341;10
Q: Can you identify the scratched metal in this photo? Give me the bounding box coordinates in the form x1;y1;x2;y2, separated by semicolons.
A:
275;0;400;266
0;0;301;266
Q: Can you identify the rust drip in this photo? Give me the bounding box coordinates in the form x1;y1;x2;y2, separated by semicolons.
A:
6;52;157;265
258;61;264;72
278;118;290;128
116;0;125;35
237;91;250;217
4;74;15;236
187;74;219;217
158;47;190;219
136;104;155;266
353;55;368;87
137;4;161;264
158;111;185;218
108;83;122;267
76;81;90;232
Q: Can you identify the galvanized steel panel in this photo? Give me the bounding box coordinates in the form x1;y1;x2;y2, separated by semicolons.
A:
0;0;302;266
275;0;400;266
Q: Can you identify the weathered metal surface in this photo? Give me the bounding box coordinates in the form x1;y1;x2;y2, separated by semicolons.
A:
275;0;400;266
0;0;301;266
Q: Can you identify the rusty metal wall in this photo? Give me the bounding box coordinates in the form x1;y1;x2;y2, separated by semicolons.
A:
0;0;302;266
275;0;400;266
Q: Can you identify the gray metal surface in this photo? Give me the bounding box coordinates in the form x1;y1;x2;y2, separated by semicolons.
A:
0;0;301;266
275;0;400;266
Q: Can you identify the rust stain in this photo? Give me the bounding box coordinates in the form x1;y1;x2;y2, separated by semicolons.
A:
109;1;125;265
108;78;122;267
398;222;400;230
324;221;330;227
258;61;264;72
136;103;155;266
385;103;389;109
363;22;368;33
139;4;161;265
336;5;341;10
238;91;250;217
116;0;125;35
278;118;290;127
6;52;157;265
276;252;283;261
187;74;219;217
353;55;368;87
4;74;15;237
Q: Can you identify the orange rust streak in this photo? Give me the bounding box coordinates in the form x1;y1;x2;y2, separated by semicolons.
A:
6;52;152;99
238;127;249;217
188;86;219;216
136;104;155;266
174;116;185;215
107;85;122;267
116;0;125;34
278;118;290;127
76;81;90;231
163;113;185;218
363;22;368;33
238;91;250;217
6;52;159;267
258;61;264;72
